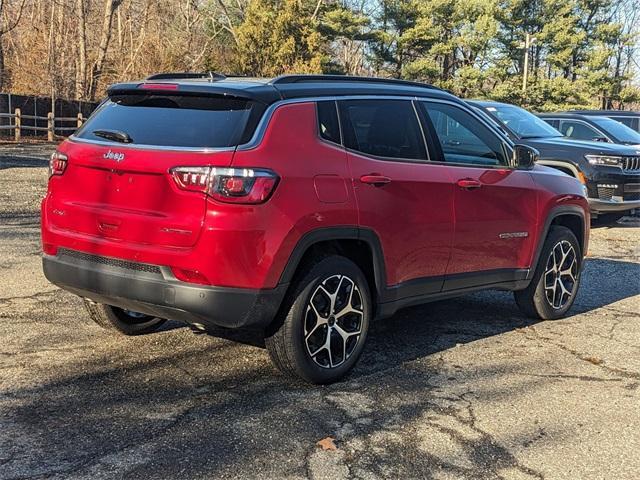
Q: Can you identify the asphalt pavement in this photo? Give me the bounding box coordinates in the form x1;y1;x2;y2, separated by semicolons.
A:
1;143;639;479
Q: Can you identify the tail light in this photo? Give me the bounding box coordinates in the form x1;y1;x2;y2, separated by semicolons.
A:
49;152;68;177
170;167;279;204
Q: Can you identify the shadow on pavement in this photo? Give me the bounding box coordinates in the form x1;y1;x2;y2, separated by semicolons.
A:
0;156;49;169
2;243;637;478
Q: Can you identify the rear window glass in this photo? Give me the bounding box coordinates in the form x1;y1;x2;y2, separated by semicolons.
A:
317;101;341;144
338;99;427;161
75;94;261;148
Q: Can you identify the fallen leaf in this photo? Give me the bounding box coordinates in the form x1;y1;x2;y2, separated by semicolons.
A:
584;356;603;365
317;436;338;451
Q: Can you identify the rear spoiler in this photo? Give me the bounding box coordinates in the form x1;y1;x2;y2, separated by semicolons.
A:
106;82;281;104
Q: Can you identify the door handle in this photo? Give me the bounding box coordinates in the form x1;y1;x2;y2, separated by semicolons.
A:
457;178;482;190
360;174;392;187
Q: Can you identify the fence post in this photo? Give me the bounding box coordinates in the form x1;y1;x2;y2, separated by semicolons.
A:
14;108;21;142
77;112;83;129
47;112;54;141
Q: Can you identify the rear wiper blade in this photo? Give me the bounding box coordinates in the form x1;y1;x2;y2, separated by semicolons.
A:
92;129;133;144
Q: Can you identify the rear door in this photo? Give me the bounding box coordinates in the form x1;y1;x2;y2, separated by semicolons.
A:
419;101;538;289
47;92;259;248
339;99;454;294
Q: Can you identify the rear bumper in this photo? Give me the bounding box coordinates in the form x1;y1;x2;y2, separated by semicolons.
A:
42;251;287;330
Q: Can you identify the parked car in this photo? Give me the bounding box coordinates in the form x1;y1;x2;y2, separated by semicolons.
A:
568;110;640;133
468;100;640;223
42;74;589;383
538;113;640;147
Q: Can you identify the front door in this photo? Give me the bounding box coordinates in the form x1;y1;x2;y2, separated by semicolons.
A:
419;101;538;290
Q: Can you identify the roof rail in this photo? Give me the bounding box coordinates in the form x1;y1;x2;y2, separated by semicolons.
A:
145;72;227;81
270;74;441;91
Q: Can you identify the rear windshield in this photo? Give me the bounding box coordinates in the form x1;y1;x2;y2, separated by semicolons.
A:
75;94;262;148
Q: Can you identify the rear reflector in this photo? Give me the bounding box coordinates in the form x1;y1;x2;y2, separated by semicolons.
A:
170;166;279;204
171;267;210;285
49;151;68;177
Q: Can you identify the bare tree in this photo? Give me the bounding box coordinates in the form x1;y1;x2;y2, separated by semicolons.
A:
88;0;122;100
76;0;88;98
0;0;26;90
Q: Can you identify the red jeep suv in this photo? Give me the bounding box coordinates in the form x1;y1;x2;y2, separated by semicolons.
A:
42;74;589;383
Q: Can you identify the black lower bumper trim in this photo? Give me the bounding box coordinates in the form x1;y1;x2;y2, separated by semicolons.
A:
43;254;287;330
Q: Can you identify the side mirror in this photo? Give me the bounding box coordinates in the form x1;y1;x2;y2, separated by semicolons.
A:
513;144;539;169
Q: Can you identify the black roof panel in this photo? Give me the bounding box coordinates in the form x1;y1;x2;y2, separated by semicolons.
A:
568;110;640;117
107;74;460;105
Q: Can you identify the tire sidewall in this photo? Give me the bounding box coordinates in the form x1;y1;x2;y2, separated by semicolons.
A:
532;227;582;320
286;256;371;384
101;304;165;335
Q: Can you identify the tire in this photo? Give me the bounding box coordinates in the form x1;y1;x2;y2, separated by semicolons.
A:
265;255;371;384
515;226;582;320
592;212;625;227
83;299;166;335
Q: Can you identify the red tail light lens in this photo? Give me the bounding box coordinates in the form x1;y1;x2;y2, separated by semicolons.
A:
170;167;279;204
49;152;68;177
210;168;279;204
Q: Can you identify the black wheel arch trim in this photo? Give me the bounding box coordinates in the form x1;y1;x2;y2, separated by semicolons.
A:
529;204;587;278
277;226;388;300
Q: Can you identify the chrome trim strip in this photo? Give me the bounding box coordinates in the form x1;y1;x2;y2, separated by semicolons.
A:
237;94;516;152
68;135;236;153
536;159;583;179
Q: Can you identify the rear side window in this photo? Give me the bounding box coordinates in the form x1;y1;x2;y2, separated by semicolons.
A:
338;100;427;161
317;101;341;144
559;121;601;141
75;94;263;148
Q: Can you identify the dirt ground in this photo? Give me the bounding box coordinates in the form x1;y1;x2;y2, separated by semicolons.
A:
1;144;639;479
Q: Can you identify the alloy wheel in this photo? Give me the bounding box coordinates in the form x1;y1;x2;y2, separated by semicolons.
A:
117;308;153;324
304;275;364;369
543;240;578;310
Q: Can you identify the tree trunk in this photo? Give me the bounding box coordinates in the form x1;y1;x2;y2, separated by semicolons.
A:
0;0;4;90
0;38;5;91
88;0;122;100
0;0;27;91
76;0;87;99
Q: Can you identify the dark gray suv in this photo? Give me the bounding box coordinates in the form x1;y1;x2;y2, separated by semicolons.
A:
468;101;640;223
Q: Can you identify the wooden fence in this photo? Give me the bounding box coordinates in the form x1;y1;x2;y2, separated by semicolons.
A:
0;109;86;141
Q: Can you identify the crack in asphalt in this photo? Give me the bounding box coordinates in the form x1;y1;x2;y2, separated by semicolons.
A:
527;326;640;381
0;290;59;305
516;372;623;383
458;391;545;480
